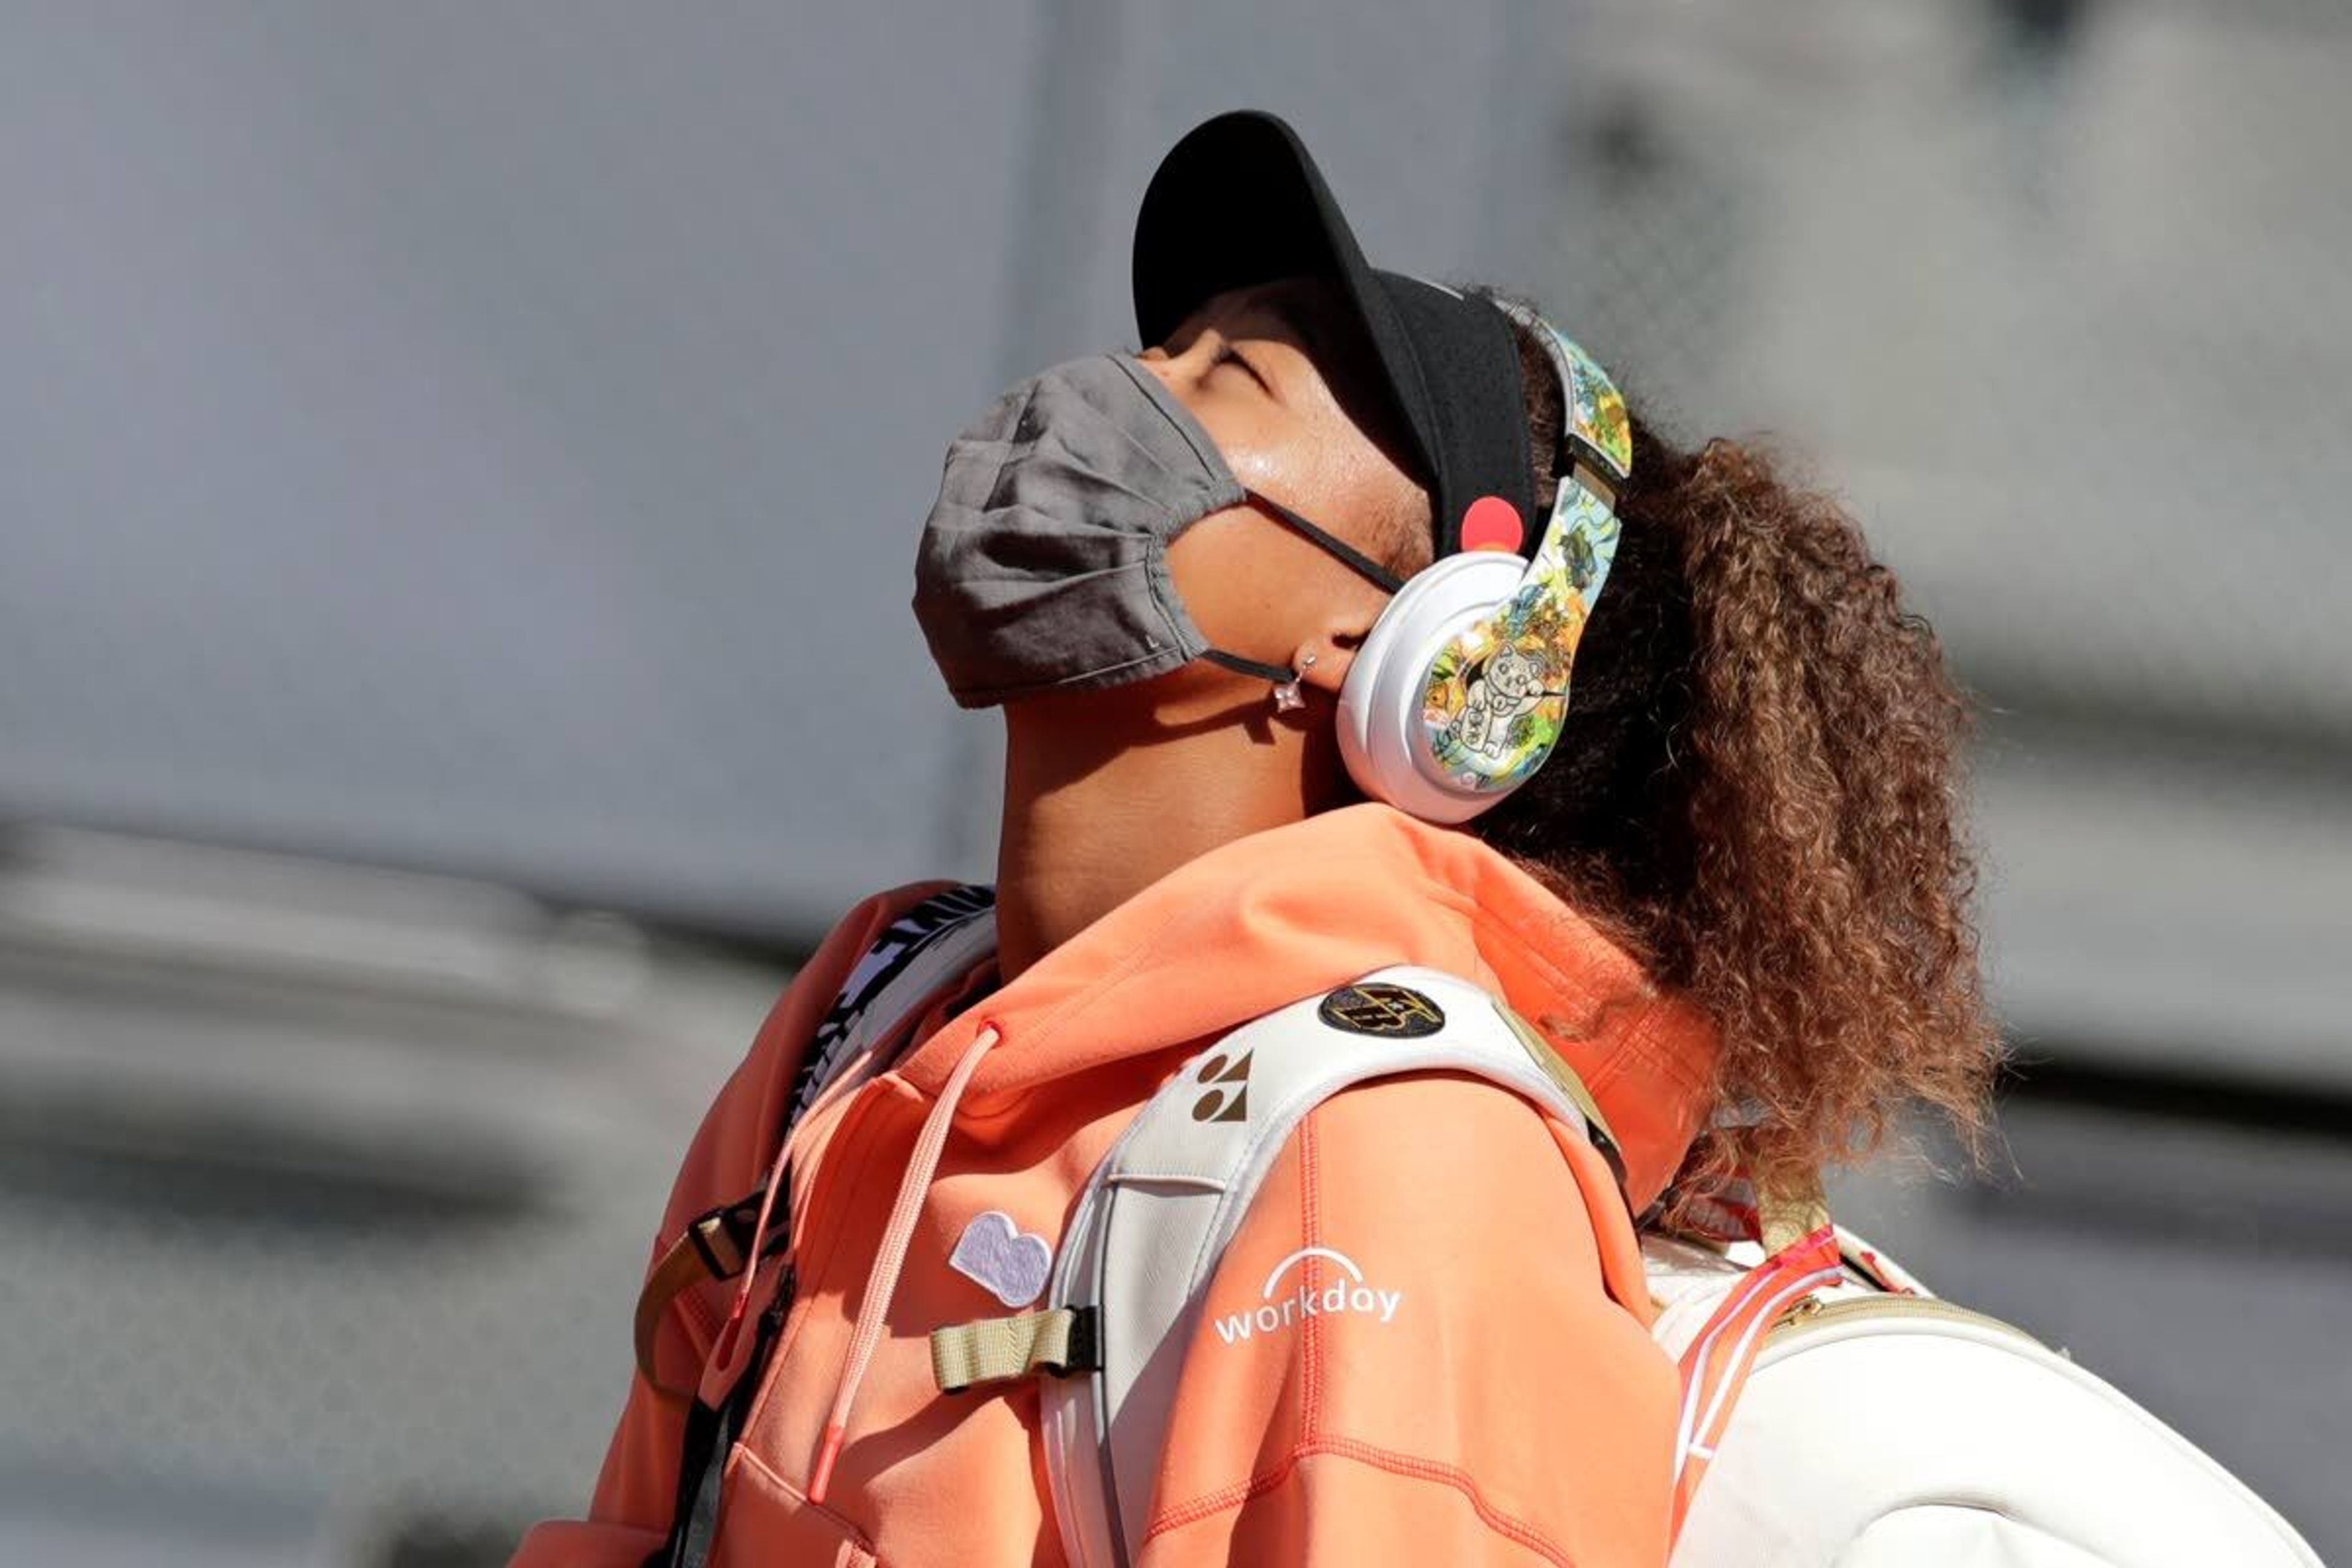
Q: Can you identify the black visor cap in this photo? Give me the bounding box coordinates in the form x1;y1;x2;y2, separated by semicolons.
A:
1133;109;1537;560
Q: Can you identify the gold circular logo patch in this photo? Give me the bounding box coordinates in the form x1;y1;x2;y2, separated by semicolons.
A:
1317;982;1447;1039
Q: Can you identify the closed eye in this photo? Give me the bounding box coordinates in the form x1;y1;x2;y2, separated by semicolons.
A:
1214;341;1278;399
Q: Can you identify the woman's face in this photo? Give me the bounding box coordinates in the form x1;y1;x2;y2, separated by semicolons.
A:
1136;279;1430;690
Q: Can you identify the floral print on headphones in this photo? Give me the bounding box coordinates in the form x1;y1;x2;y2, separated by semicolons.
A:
1421;476;1622;791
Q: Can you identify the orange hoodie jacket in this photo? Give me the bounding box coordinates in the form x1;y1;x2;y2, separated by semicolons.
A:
511;803;1722;1567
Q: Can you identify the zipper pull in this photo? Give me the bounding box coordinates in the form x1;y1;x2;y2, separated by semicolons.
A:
713;1253;797;1372
762;1262;798;1336
1777;1292;1826;1329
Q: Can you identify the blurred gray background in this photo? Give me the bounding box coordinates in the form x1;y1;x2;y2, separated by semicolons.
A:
2;1;2347;1562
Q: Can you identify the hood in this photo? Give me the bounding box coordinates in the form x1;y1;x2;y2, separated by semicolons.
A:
897;801;1720;1213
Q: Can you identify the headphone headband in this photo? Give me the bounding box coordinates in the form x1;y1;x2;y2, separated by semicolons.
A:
1334;304;1632;822
1490;298;1632;488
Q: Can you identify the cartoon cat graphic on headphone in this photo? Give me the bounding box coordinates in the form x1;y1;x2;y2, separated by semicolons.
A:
1441;642;1559;760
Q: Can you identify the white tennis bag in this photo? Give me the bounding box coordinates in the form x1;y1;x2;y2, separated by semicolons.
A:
940;965;2323;1568
1646;1231;2320;1566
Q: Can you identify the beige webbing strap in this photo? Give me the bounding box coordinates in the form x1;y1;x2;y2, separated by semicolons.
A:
930;1308;1097;1394
1492;1000;1629;1193
633;1197;763;1404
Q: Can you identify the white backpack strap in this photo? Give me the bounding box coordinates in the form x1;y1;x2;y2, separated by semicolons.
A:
1035;965;1610;1568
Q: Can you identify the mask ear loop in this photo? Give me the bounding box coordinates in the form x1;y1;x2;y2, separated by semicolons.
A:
1242;489;1409;595
1197;487;1408;685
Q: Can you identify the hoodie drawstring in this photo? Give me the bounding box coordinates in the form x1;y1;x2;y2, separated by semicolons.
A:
807;1023;1001;1504
709;1039;873;1374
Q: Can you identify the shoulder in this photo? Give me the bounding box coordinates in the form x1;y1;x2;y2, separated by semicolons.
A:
1237;1069;1635;1330
1310;1071;1596;1215
663;880;981;1221
1186;973;1642;1298
1142;1069;1678;1567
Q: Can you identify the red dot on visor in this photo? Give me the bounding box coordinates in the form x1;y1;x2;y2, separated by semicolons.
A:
1458;496;1525;554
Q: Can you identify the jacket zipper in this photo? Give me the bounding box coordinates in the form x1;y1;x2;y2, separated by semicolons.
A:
739;1077;899;1415
660;1087;897;1568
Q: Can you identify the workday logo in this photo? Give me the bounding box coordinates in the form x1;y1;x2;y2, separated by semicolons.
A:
1211;1246;1404;1346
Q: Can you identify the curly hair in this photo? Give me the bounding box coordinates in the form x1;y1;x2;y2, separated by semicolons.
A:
1449;304;2003;1203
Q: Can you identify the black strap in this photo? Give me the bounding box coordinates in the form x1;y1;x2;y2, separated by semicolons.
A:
682;1189;787;1279
1201;489;1407;688
1200;646;1298;685
1245;488;1408;595
649;1261;796;1568
651;1387;725;1568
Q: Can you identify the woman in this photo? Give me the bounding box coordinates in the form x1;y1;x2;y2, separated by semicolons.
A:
513;110;1996;1568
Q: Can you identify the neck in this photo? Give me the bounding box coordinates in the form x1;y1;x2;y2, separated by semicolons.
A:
992;676;1349;981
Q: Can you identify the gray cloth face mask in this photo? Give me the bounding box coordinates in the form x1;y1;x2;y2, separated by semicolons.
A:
913;352;1403;708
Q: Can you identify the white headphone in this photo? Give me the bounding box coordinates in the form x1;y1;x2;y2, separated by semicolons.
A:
1336;304;1634;824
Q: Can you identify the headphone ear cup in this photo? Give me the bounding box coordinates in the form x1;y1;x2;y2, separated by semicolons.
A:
1336;551;1531;824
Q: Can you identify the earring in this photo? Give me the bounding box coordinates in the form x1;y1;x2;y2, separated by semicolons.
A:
1272;653;1316;713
